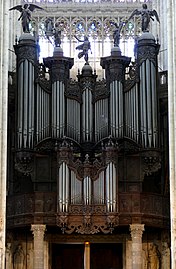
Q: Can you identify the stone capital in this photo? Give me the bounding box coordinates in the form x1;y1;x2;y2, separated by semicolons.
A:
31;224;46;239
130;224;145;241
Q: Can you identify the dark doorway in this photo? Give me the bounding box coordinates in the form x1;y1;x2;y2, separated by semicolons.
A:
90;243;123;269
52;243;123;269
52;243;84;269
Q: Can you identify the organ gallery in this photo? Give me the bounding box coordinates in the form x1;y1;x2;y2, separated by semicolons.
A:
2;1;171;269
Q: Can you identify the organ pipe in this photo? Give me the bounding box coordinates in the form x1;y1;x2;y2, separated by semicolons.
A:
95;98;108;142
17;60;35;149
52;81;65;139
70;171;82;204
137;33;159;148
58;162;69;213
15;35;38;149
125;84;139;143
82;88;93;142
84;176;92;205
106;162;117;212
110;81;123;138
93;171;105;204
36;84;50;143
67;99;81;142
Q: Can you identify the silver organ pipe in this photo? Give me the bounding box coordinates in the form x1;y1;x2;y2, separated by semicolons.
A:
125;84;139;143
137;34;159;148
95;98;108;142
67;99;81;142
106;162;117;212
52;81;65;139
84;176;92;205
93;171;105;204
70;171;82;204
58;162;69;213
151;62;158;147
139;60;158;148
110;80;123;138
17;60;35;149
82;88;93;142
36;84;50;144
18;63;23;148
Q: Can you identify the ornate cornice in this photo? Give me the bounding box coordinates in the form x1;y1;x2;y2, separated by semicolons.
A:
44;57;74;84
15;45;38;66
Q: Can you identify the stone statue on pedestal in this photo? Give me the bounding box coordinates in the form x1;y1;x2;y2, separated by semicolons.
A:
128;4;160;32
75;35;91;63
9;4;43;33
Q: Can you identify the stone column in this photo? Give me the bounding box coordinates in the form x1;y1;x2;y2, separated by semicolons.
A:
0;1;9;269
167;1;176;269
31;224;46;269
84;241;90;269
130;224;145;269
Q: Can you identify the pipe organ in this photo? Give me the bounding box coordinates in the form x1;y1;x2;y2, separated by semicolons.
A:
15;35;38;149
12;31;162;234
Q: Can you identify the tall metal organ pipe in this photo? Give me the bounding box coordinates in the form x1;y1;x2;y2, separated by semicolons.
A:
105;162;117;212
36;84;50;143
58;162;69;213
100;50;131;139
43;52;74;140
137;33;160;148
82;88;93;142
77;64;97;143
125;85;139;143
14;35;38;149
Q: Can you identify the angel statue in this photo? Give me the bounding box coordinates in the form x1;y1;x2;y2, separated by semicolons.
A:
9;4;43;33
111;21;125;47
128;4;160;32
74;35;91;63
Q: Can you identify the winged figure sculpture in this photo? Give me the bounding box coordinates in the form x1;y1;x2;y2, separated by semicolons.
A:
9;4;43;33
128;4;160;32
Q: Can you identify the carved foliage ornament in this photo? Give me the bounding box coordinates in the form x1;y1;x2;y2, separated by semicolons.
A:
65;79;82;103
57;138;118;180
137;46;158;67
16;45;37;66
15;152;34;176
141;150;161;177
56;213;119;234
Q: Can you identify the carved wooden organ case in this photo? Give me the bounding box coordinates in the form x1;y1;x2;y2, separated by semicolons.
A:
10;32;168;235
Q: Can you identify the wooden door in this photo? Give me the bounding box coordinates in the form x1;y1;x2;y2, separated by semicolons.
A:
90;243;123;269
52;243;84;269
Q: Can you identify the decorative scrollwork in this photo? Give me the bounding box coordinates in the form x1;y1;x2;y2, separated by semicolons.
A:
56;212;119;234
15;151;34;176
141;150;161;177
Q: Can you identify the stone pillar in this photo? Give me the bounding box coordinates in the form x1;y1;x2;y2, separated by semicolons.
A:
84;241;90;269
31;224;46;269
130;224;145;269
0;1;9;269
167;1;176;269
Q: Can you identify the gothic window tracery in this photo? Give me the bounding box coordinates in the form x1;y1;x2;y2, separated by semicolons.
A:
22;0;152;78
